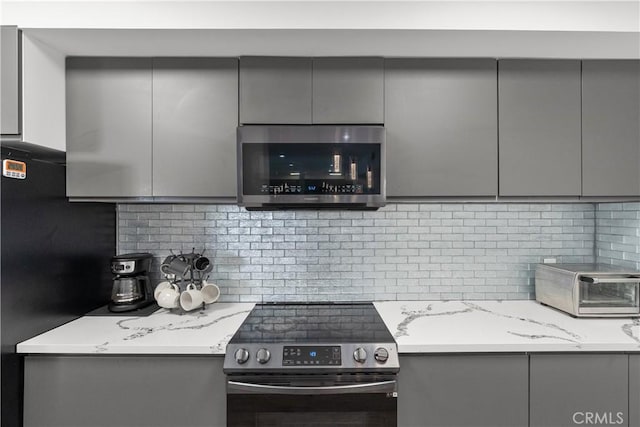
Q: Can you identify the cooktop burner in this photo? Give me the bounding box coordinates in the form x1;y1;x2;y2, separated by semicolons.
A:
224;302;399;374
229;302;394;344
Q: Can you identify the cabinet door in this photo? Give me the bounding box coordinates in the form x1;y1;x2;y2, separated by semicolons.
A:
66;58;152;197
22;33;67;151
24;355;227;427
1;26;19;135
530;354;629;427
312;57;384;124
499;60;582;196
398;355;528;427
631;355;640;427
239;57;312;124
582;60;640;196
385;59;498;196
153;58;238;198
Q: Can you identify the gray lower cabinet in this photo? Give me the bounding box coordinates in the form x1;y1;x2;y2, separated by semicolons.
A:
385;59;498;197
530;354;629;427
582;60;640;197
312;57;384;124
240;57;312;124
152;58;238;197
631;355;640;427
498;60;582;196
23;355;226;427
398;354;528;427
66;57;153;197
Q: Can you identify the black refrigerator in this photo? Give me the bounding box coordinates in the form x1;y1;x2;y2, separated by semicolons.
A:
1;146;116;427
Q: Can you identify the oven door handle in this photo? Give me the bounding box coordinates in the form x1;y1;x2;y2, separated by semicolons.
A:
227;380;397;395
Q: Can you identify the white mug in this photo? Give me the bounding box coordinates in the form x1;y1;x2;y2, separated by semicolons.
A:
180;283;204;311
154;281;173;301
156;283;180;309
201;281;221;305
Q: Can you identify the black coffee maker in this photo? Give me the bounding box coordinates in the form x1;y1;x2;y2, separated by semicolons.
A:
109;253;154;313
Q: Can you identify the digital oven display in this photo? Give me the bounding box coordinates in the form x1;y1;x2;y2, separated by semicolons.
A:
283;346;341;366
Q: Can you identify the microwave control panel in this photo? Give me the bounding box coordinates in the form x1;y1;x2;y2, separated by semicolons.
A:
260;182;366;195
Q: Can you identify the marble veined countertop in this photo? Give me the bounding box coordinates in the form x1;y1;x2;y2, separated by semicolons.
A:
374;300;640;353
17;301;640;355
16;303;255;355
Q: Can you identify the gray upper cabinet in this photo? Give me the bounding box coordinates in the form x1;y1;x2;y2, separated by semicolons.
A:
530;354;629;427
631;355;640;427
152;58;238;198
385;59;498;197
240;57;312;124
67;57;238;199
582;60;640;196
312;57;384;124
240;57;384;124
499;60;582;196
398;355;528;427
2;28;66;151
1;26;19;135
66;58;153;197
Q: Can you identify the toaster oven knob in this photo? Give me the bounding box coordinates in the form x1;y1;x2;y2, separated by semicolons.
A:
353;347;367;363
374;348;389;363
234;348;250;365
256;348;271;364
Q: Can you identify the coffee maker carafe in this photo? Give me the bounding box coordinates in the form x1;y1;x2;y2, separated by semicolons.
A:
109;253;154;313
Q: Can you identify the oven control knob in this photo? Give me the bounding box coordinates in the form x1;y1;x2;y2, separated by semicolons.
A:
374;348;389;363
234;348;250;365
353;347;367;363
256;348;271;364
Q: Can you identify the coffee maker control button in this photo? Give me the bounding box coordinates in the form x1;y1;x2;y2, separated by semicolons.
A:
256;348;271;364
234;348;250;365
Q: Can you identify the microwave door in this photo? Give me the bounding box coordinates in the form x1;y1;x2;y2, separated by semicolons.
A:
237;125;386;209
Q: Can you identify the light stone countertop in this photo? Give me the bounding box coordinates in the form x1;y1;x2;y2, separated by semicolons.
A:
16;303;255;355
16;301;640;355
374;300;640;353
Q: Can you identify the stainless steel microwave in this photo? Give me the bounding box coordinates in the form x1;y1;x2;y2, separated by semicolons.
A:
535;263;640;317
237;125;386;210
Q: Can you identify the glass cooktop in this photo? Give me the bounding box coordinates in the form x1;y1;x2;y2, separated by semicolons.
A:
229;302;394;344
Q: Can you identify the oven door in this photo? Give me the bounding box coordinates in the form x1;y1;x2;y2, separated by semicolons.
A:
577;275;640;315
226;374;397;427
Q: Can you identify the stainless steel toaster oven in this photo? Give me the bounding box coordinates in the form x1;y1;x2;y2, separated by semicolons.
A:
535;263;640;317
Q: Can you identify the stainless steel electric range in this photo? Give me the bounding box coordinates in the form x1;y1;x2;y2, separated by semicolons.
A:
223;302;399;427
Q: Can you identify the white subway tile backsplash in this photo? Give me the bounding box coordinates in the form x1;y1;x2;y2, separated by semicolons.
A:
596;202;640;270
118;203;596;302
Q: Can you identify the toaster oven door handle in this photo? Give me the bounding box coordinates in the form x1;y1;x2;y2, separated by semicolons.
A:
227;380;397;395
579;276;640;284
